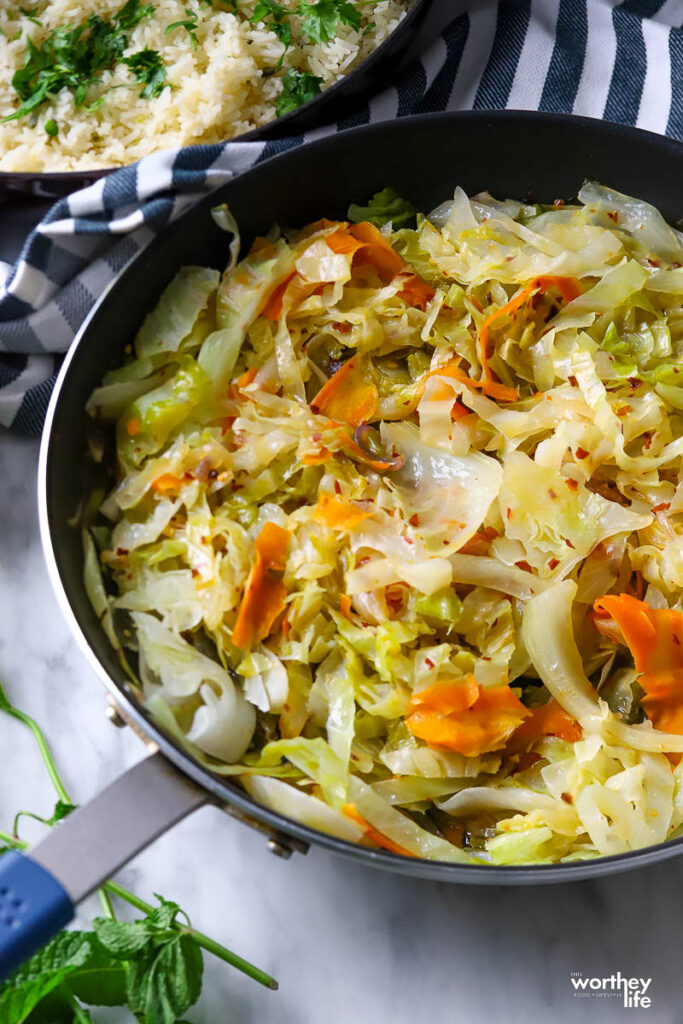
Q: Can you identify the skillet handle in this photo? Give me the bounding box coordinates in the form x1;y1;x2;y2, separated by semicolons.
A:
0;752;208;978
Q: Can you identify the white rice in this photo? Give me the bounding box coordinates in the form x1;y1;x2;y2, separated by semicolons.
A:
0;0;411;172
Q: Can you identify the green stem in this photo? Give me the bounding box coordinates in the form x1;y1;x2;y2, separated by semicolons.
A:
60;987;91;1023
1;701;70;804
103;881;278;991
0;831;27;850
98;887;116;920
0;684;277;991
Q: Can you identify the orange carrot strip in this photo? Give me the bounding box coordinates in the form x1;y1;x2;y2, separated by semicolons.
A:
397;273;436;311
507;699;581;752
594;594;666;673
406;685;531;757
410;676;480;715
340;595;353;622
232;522;290;650
342;803;416;858
152;473;184;495
310;357;379;427
326;222;405;282
237;367;258;390
261;272;297;321
478;276;581;382
593;593;683;739
314;491;372;530
427;362;519;403
450;400;470;422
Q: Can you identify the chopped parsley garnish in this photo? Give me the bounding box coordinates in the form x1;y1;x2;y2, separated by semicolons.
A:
167;6;200;49
250;0;292;69
297;0;362;43
2;0;166;125
251;0;364;80
18;5;44;28
122;47;167;98
276;67;323;116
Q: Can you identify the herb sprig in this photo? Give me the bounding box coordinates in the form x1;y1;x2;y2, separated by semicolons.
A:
250;0;366;91
0;678;277;1022
276;67;324;115
2;0;167;127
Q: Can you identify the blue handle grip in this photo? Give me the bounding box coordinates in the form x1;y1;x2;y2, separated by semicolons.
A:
0;851;74;979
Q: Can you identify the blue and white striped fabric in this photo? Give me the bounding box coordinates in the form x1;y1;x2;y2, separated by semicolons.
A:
2;0;683;434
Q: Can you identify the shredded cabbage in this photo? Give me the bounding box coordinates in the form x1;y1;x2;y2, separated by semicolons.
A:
84;185;683;866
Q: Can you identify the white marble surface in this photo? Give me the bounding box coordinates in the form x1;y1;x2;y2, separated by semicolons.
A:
2;403;683;1024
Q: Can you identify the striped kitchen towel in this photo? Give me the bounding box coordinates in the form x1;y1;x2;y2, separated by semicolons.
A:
1;0;682;434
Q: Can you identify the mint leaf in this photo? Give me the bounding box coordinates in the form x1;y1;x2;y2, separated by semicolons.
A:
24;990;75;1022
0;933;94;1024
127;933;203;1024
49;800;77;824
276;68;323;116
94;919;153;958
96;898;203;1024
62;947;128;1007
348;187;416;229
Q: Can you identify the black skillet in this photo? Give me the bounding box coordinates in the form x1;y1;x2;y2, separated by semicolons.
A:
2;110;683;979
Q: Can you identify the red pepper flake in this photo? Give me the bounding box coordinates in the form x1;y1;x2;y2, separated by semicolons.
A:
548;557;560;570
334;480;342;495
565;478;579;492
565;538;575;549
548;488;558;499
515;560;532;572
116;547;129;556
191;568;199;578
425;657;435;669
575;446;589;460
628;377;642;390
647;258;662;268
652;502;671;513
616;405;633;417
506;507;512;520
607;210;619;223
333;322;352;334
568;375;578;387
561;792;574;805
409;514;420;527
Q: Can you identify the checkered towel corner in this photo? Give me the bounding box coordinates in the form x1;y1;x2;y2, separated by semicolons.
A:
2;0;682;436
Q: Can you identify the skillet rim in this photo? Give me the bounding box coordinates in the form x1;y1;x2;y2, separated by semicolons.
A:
38;108;683;884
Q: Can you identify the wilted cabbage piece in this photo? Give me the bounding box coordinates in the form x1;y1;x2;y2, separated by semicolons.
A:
84;184;683;866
